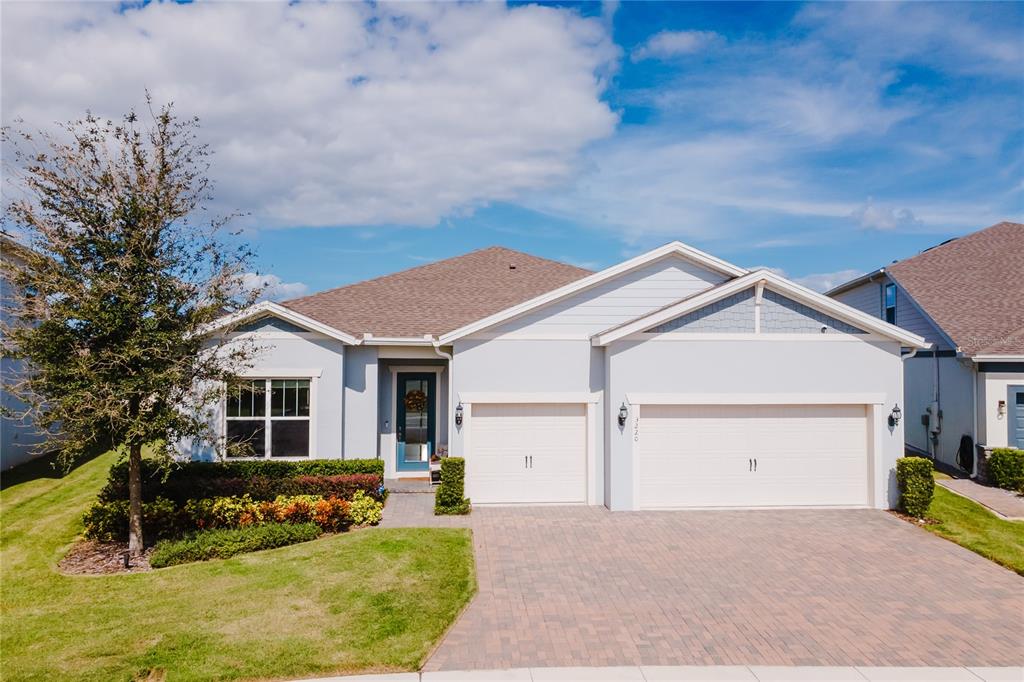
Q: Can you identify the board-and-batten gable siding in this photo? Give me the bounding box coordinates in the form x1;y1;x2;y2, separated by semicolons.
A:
483;255;730;337
832;276;951;349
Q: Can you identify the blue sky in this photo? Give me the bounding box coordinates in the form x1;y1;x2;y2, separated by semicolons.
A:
3;1;1022;295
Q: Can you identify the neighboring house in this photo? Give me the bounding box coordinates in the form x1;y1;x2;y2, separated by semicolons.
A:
0;236;48;470
828;221;1024;472
190;242;927;511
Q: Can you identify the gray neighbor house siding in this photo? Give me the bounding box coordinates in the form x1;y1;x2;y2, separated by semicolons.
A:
831;276;974;466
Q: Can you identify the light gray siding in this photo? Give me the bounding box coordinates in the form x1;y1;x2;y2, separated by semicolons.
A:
903;355;976;467
490;255;729;336
649;290;755;333
834;280;882;318
832;276;950;349
606;337;905;510
1;266;47;469
761;290;866;334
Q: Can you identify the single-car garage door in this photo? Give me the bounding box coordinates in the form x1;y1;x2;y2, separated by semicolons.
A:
468;403;587;504
638;404;869;509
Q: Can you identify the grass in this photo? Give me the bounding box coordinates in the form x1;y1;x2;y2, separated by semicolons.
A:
0;450;476;681
924;474;1024;575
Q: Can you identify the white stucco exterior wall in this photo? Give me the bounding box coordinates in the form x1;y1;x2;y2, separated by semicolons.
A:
903;356;976;466
343;345;379;459
182;332;346;461
451;337;606;504
605;337;906;510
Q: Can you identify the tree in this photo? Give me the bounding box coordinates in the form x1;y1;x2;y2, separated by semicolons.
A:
2;99;260;557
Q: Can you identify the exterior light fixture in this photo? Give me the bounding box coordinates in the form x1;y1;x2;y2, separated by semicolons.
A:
618;402;629;427
997;400;1006;418
889;404;902;427
455;402;464;427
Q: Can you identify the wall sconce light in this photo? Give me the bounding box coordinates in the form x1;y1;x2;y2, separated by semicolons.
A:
454;402;464;427
998;400;1006;418
889;404;902;428
618;402;629;427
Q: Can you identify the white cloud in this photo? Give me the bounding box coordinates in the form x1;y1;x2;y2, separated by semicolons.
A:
631;30;719;61
1;2;618;228
850;199;923;231
792;269;864;293
240;272;309;301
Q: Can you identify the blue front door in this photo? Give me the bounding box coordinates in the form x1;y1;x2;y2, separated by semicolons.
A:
396;372;435;472
1011;387;1024;450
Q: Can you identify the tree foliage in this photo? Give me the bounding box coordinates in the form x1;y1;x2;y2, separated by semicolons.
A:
2;99;261;553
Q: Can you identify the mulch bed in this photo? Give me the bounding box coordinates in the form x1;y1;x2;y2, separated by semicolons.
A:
59;539;154;575
887;509;940;526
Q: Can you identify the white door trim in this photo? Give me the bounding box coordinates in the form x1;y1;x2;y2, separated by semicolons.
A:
388;365;445;479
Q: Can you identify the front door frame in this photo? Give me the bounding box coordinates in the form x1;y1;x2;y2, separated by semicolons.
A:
390;365;444;477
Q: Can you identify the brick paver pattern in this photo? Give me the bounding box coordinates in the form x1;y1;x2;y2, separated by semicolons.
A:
381;494;1023;671
938;478;1024;519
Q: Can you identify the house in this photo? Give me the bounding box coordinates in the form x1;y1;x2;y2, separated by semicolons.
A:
190;242;928;511
0;235;49;470
827;221;1024;473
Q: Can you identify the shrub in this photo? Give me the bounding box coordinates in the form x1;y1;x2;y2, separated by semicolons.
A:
312;497;351;532
99;460;383;504
349;490;383;526
988;448;1024;492
435;457;470;515
149;522;321;568
896;456;934;518
278;495;319;524
82;496;181;542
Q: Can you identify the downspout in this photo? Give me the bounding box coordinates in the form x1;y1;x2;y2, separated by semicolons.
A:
902;345;924;457
432;341;454;452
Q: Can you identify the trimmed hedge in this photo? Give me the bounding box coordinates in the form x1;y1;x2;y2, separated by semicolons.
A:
435;457;470;515
149;522;322;568
99;459;384;503
896;456;934;518
988;448;1024;492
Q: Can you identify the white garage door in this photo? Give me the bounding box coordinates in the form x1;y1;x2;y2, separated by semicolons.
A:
638;404;869;509
468;403;586;504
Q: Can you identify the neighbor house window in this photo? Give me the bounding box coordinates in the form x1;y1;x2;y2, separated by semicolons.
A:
225;378;310;457
884;283;897;324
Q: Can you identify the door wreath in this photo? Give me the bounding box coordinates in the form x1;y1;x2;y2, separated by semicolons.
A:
404;389;428;413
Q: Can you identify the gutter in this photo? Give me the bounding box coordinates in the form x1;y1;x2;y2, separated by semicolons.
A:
431;339;454;450
824;267;886;298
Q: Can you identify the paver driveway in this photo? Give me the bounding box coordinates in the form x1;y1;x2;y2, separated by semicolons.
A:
381;495;1023;671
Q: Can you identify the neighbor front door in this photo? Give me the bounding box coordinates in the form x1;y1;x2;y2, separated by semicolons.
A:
1011;386;1024;450
396;372;436;472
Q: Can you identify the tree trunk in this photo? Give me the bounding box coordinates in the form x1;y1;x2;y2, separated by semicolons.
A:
127;443;144;558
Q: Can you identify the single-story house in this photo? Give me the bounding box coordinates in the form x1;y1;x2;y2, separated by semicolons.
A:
188;242;928;511
828;221;1024;473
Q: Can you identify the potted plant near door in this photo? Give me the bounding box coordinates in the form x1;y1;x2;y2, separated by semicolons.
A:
430;445;447;484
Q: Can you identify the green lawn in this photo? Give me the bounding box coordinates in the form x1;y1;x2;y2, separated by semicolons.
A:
925;474;1024;575
1;451;475;681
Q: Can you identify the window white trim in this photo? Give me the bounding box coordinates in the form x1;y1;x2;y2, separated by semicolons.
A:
222;376;319;459
236;367;324;379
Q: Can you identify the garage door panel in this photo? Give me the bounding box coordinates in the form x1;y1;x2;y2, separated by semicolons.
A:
639;404;868;509
469;403;586;504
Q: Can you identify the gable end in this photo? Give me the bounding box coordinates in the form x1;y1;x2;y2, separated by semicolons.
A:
648;290;755;334
762;290;866;334
235;315;310;334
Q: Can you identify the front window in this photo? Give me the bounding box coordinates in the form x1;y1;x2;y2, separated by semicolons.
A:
226;378;310;457
884;283;897;324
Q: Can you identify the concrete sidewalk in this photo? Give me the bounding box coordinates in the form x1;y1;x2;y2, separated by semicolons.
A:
302;666;1023;681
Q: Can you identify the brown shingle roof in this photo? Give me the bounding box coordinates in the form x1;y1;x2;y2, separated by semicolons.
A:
887;221;1024;356
281;246;591;339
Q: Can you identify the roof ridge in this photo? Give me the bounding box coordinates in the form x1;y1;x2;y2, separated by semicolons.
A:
281;245;585;306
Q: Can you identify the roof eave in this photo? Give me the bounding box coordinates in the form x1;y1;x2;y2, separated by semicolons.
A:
201;301;361;345
824;268;886;297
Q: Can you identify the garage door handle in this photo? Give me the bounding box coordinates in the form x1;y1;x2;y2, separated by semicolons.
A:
749;458;752;472
524;455;528;469
754;458;757;472
529;455;533;468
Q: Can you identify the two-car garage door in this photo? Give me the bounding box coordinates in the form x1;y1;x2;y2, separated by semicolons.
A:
638;404;870;509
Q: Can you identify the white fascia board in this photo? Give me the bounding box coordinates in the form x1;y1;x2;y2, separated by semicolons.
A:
625;392;888;405
202;301;360;345
972;355;1024;362
436;241;748;345
458;391;602;404
592;270;930;349
362;334;435;346
824;268;886;297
